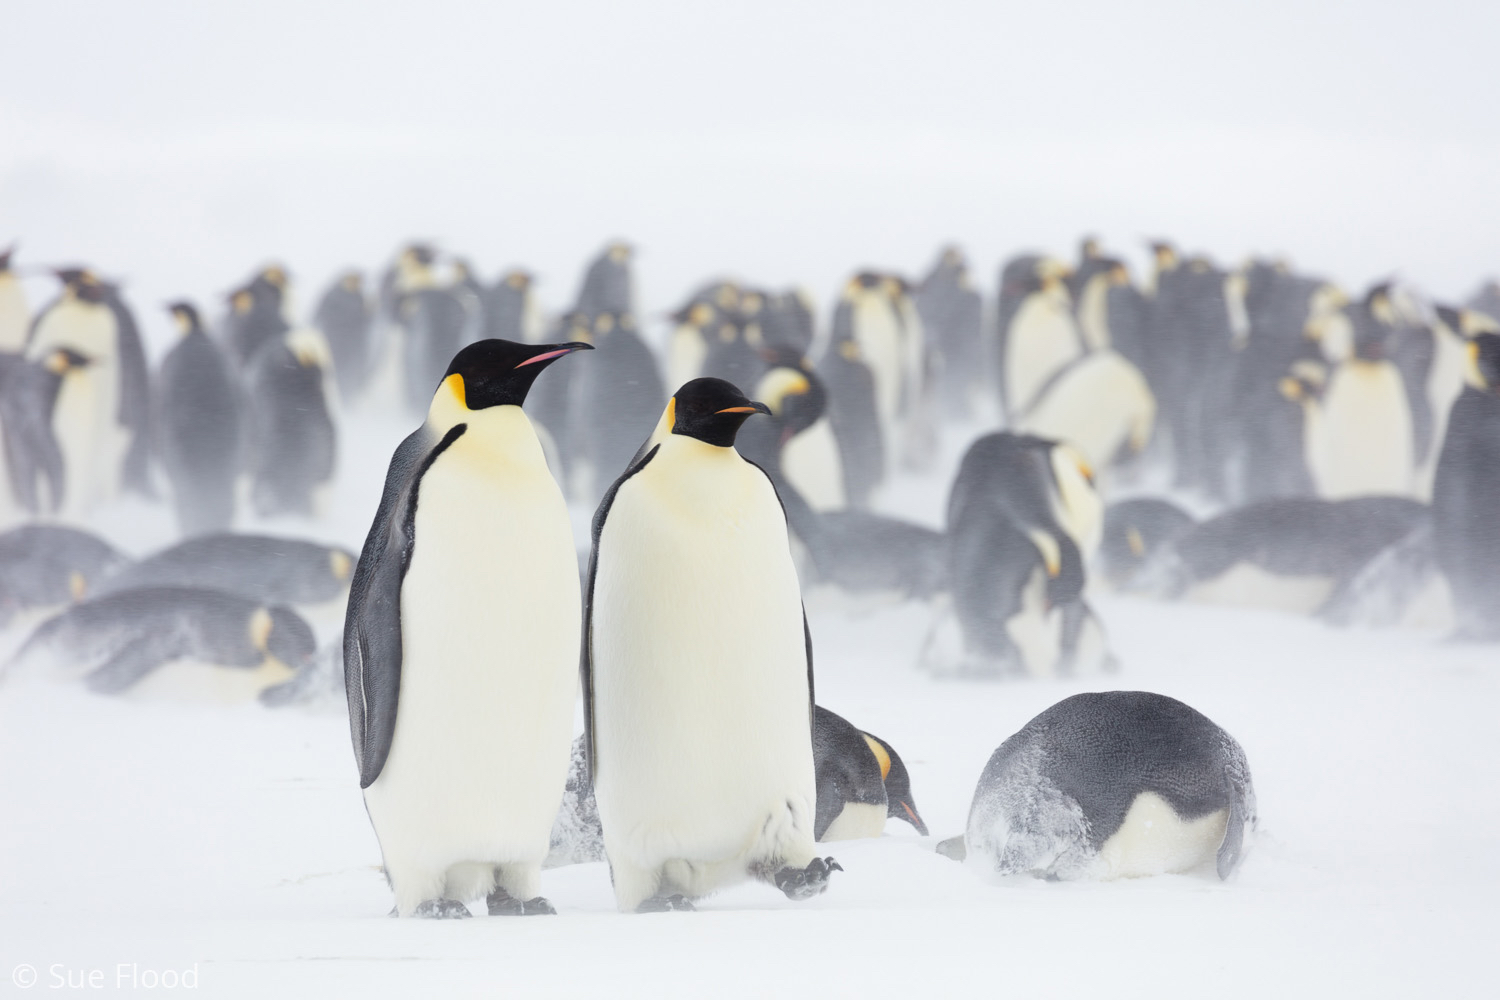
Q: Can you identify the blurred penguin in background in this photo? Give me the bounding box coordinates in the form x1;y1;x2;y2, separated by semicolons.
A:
244;317;337;518
928;432;1110;678
0;523;126;628
568;310;664;506
26;268;151;515
996;256;1080;423
393;248;481;415
486;269;543;343
666;297;718;390
1420;305;1499;498
761;288;817;358
155;303;242;536
222;265;291;368
1302;284;1415;499
574;241;634;321
0;347;79;519
738;349;846;513
818;297;884;509
1467;280;1500;324
0;246;27;352
312;271;374;402
1432;332;1500;640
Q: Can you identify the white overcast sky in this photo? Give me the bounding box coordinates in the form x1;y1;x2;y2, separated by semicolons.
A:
3;0;1497;350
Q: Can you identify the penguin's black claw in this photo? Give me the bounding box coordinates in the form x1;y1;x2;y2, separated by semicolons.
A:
774;857;842;900
635;894;695;913
412;898;472;919
487;889;557;916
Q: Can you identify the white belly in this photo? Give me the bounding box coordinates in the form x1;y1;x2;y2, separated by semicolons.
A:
783;418;846;512
126;657;295;704
1095;792;1227;879
855;297;905;431
820;802;886;842
592;437;816;868
363;408;580;872
1306;362;1414;499
1186;563;1334;614
1007;296;1080;416
29;301;125;516
1019;351;1155;470
0;275;26;352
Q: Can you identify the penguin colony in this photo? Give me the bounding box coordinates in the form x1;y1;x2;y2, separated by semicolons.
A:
2;232;1497;915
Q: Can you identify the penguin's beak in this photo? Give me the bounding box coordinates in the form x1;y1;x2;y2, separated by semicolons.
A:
515;342;593;368
717;401;772;416
900;800;930;837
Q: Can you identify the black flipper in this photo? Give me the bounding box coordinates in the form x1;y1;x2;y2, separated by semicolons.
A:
581;444;660;787
343;422;466;789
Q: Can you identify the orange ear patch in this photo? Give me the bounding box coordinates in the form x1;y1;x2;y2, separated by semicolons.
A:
862;733;892;781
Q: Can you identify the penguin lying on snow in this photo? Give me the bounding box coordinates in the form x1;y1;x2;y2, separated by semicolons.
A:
545;707;927;867
9;587;316;699
1133;496;1428;614
942;691;1256;880
96;533;354;607
585;378;840;911
0;525;127;629
1432;332;1500;640
813;706;928;840
1097;497;1197;587
345;338;591;918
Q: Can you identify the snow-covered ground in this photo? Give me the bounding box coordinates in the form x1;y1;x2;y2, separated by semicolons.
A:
1;404;1495;999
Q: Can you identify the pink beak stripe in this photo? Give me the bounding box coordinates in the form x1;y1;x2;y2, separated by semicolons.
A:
516;348;574;368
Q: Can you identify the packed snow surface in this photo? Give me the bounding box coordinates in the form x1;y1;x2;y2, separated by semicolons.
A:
0;408;1494;998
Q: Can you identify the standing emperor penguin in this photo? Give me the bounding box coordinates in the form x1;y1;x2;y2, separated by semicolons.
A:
155;303;242;536
344;337;592;918
0;246;28;352
485;270;543;343
26;269;148;516
584;377;841;912
1432;332;1500;640
312;271;374;402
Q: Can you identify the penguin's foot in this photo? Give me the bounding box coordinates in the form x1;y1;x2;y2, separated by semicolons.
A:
411;898;472;919
772;857;843;900
486;889;557;916
635;894;695;913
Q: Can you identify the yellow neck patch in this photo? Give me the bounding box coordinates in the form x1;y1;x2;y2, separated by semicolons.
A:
863;733;892;781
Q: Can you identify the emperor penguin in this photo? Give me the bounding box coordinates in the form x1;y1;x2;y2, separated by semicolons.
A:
1417;305;1496;499
244;325;337;518
312;271;374;401
98;532;354;608
1467;280;1500;324
1013;348;1156;475
914;247;983;418
929;432;1110;678
584;377;841;912
9;586;316;701
818;307;885;509
485;270;543;343
344;337;592;918
998;257;1081;421
0;524;126;629
222;266;291;367
155;303;242;536
739;353;846;513
813;706;928;841
569;310;665;506
0;347;77;518
1431;332;1500;640
0;246;28;352
666;298;718;390
25;269;144;517
1303;285;1416;499
1097;497;1196;588
954;692;1256;880
761;288;817;358
574;241;635;321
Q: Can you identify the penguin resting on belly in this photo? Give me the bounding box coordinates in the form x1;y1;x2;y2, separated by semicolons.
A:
950;691;1256;880
584;377;840;912
344;337;592;918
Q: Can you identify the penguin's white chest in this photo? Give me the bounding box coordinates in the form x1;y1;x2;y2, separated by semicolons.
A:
591;437;815;866
821;802;887;842
1007;294;1079;415
1095;792;1228;879
783;418;846;512
30;301;126;513
1307;362;1414;499
0;275;26;352
854;297;905;425
1019;351;1155;470
364;408;579;864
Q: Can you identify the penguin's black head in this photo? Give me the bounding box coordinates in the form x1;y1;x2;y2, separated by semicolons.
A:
1470;333;1500;390
166;301;203;335
503;270;532;290
441;338;593;410
258;605;317;670
56;268;107;303
405;243;438;267
669;377;771;447
0;245;14;271
862;731;928;836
